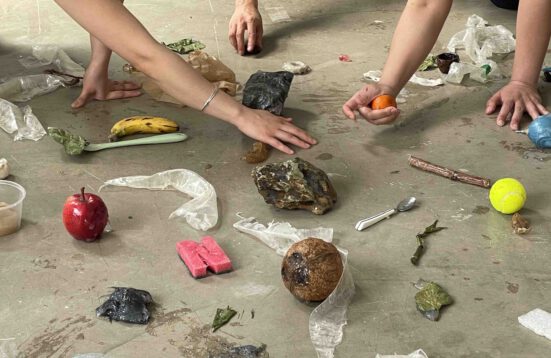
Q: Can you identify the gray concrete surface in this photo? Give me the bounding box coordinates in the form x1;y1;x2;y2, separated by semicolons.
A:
1;1;551;357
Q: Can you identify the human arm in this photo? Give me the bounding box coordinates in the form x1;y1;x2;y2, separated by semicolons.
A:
343;0;452;124
485;0;551;130
54;0;314;154
229;0;263;55
72;34;142;108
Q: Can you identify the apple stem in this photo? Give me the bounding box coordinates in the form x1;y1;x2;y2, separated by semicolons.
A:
80;187;86;202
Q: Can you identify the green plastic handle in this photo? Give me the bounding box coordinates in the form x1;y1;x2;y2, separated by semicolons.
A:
84;132;188;152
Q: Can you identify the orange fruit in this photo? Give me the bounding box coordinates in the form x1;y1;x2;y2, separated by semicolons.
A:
370;95;397;110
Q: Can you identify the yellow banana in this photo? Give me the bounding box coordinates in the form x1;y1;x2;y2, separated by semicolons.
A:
109;116;179;141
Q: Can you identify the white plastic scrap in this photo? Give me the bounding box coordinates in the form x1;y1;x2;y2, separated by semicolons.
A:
233;216;355;358
445;14;515;84
375;349;429;358
518;308;551;341
0;99;46;141
19;45;85;77
100;169;218;231
0;74;66;103
364;70;443;87
282;61;312;75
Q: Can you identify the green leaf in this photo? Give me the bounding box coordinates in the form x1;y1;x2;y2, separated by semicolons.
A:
47;127;88;155
418;54;437;71
164;38;206;54
212;306;237;332
415;282;453;321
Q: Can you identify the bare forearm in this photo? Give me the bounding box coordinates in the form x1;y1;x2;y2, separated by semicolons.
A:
55;0;244;124
380;0;452;94
511;0;551;86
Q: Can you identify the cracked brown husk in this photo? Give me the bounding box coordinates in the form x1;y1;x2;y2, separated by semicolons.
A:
212;306;237;332
410;220;446;265
512;212;531;234
252;157;337;215
415;281;453;321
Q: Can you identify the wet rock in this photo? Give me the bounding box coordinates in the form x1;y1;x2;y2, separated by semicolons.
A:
96;287;153;324
252;158;337;215
281;238;343;302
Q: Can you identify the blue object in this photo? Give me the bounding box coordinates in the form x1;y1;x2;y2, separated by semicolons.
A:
528;114;551;149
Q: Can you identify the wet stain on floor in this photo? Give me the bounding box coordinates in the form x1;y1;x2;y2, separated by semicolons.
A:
499;140;551;161
472;206;490;215
506;282;519;294
316;153;333;160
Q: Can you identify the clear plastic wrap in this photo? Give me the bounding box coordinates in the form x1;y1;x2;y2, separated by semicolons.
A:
18;45;85;77
0;74;65;103
375;349;428;358
100;169;218;231
0;99;46;141
364;70;443;87
233;216;355;358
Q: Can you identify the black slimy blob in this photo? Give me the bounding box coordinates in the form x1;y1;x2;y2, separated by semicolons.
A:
96;287;153;324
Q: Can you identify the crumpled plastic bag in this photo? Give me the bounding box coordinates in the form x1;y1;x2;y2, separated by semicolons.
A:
364;70;443;87
445;14;515;84
100;169;218;231
0;74;66;102
18;44;85;77
233;216;355;358
134;50;239;105
0;98;46;141
375;349;428;358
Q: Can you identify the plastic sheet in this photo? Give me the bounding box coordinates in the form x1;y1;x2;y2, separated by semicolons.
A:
518;308;551;341
0;98;46;141
233;216;355;358
100;169;218;231
0;74;65;102
445;15;514;84
364;70;443;87
375;349;428;358
18;45;85;77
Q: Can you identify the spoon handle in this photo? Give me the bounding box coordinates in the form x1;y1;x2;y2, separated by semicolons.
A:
355;208;397;231
84;133;188;152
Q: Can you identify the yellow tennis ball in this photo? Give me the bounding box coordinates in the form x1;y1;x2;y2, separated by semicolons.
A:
489;178;526;214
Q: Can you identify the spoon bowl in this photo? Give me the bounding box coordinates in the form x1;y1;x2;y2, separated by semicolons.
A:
397;197;416;212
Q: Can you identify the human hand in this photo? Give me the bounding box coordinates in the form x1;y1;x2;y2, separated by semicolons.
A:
485;80;548;130
72;64;142;108
235;108;317;154
342;84;400;125
228;2;263;55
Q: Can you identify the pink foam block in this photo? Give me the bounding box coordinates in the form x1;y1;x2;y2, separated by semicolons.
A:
176;236;232;278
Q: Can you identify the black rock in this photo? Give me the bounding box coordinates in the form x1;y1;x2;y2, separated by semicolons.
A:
96;287;153;324
242;71;294;115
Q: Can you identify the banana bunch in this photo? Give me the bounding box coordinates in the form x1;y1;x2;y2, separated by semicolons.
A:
109;116;179;141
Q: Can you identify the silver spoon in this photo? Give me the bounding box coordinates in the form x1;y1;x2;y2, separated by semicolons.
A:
355;197;417;231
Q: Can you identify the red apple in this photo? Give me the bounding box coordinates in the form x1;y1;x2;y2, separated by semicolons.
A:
63;187;109;242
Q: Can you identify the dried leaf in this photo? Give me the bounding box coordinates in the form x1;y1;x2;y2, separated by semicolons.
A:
212;306;237;332
415;282;453;321
512;213;531;235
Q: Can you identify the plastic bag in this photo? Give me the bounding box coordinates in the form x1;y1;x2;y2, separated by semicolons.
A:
444;60;501;84
242;71;294;115
364;70;443;87
0;98;46;141
233;216;355;358
447;15;515;65
100;169;218;231
18;45;85;77
0;74;65;102
135;50;238;105
375;349;428;358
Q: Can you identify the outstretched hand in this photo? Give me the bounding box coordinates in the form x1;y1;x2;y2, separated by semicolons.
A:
486;81;548;130
342;84;400;125
235;108;317;154
228;3;263;55
72;65;142;108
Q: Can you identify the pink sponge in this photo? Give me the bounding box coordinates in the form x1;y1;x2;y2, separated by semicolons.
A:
176;236;232;278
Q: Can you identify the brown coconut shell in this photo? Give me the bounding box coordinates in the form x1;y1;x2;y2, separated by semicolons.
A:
281;238;343;302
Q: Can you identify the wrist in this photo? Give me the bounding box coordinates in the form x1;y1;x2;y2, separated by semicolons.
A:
235;0;258;8
510;78;538;89
377;82;399;97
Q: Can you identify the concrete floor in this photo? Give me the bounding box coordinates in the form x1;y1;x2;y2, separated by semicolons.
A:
1;1;551;357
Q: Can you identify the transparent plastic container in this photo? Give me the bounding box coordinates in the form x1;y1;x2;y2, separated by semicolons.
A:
0;180;26;236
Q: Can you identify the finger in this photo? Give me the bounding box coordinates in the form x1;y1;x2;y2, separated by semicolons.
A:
283;117;293;122
342;104;356;120
525;102;540;120
266;137;294;155
509;101;524;130
536;103;549;115
282;123;317;145
275;130;311;149
236;24;245;55
246;21;256;52
485;93;502;115
256;22;263;49
228;23;238;51
71;91;94;109
496;101;513;126
105;90;142;100
365;112;400;125
358;106;398;122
